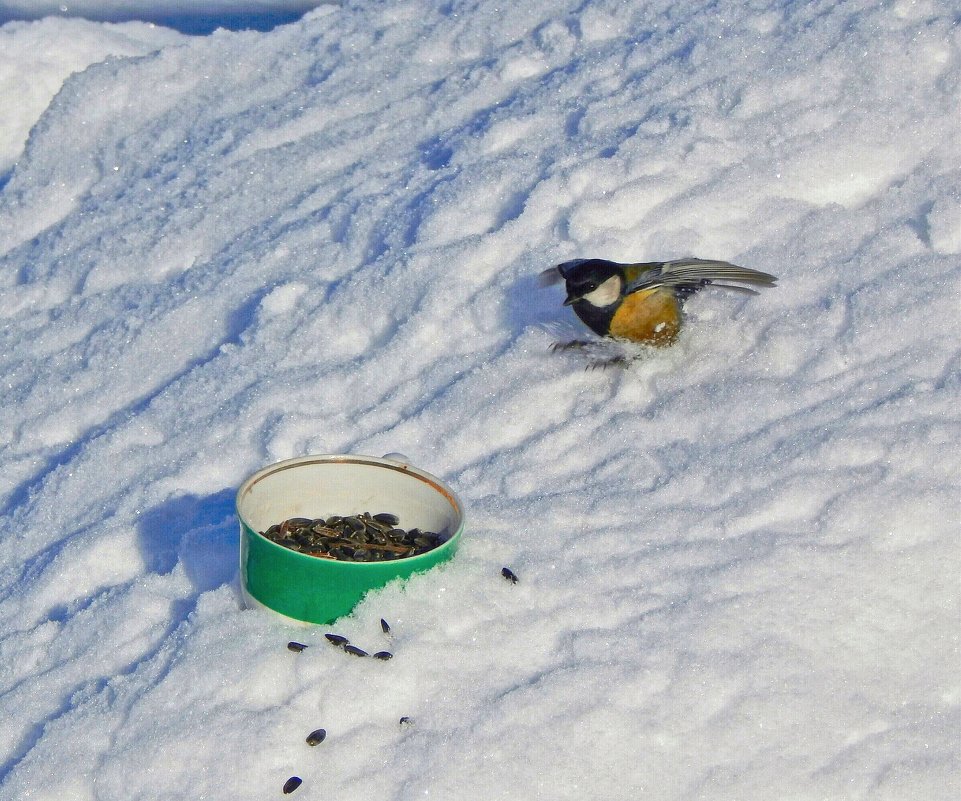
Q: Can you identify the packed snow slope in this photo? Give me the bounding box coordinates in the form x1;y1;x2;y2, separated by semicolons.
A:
0;17;188;179
1;1;959;799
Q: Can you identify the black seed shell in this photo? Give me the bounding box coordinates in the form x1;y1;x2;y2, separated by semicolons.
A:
306;728;327;746
283;776;302;794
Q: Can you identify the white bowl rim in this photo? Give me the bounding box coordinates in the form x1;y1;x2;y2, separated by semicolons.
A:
235;452;464;528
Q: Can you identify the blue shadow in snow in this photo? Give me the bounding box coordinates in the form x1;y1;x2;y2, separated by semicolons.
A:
505;270;583;341
0;4;330;35
0;489;239;785
136;488;239;594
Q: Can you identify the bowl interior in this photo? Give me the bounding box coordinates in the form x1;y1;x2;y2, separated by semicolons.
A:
237;455;463;554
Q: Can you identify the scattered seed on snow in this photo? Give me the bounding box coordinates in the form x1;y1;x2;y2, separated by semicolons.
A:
306;728;327;746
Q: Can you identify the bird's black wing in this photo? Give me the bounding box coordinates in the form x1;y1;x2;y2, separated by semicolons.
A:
538;258;603;287
623;258;777;297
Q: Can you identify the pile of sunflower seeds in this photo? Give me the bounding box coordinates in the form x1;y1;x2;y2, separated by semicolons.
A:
260;512;445;562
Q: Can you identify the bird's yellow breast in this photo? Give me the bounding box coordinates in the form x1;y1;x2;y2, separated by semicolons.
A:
608;288;682;345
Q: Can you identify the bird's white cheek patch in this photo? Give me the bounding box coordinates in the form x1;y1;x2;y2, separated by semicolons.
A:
582;275;621;307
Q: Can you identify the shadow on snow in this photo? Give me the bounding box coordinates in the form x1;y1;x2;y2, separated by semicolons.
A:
0;3;330;35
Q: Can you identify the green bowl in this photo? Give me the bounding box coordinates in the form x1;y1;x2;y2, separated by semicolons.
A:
237;454;464;624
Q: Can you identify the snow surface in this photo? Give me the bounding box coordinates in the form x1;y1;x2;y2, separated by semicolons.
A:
1;1;960;799
0;17;187;178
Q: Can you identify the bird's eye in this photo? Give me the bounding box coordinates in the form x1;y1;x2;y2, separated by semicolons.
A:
582;281;596;292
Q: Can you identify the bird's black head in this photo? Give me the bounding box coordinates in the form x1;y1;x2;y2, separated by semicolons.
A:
546;258;626;338
557;259;623;308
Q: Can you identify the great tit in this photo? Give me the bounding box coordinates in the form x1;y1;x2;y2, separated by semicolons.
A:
540;257;777;347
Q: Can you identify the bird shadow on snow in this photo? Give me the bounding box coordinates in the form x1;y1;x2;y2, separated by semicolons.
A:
506;274;578;336
505;270;584;344
136;488;239;598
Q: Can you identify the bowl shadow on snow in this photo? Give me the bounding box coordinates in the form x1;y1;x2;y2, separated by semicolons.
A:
0;492;238;786
136;488;238;597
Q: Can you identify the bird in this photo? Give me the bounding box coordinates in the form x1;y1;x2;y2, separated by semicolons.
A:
540;257;777;351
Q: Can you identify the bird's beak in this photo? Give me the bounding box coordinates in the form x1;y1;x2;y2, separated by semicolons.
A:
563;290;578;306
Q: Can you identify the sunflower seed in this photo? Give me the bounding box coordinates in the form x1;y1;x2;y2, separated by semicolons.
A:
344;516;366;532
306;728;327;746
